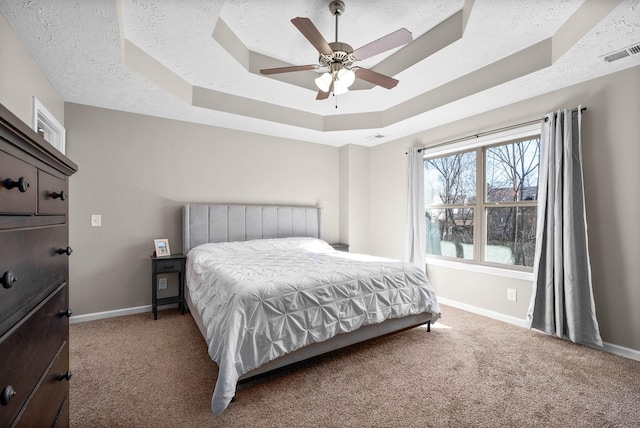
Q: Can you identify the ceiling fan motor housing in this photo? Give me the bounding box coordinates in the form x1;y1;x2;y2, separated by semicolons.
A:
319;42;355;68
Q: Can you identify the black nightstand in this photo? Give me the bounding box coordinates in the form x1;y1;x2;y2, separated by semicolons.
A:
151;254;187;320
330;243;349;252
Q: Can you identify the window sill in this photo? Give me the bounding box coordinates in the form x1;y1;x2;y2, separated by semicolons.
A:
425;257;534;281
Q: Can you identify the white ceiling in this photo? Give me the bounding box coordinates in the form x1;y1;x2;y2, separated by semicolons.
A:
1;0;639;147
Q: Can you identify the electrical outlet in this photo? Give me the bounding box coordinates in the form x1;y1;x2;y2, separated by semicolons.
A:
91;214;101;227
158;278;168;290
507;288;517;302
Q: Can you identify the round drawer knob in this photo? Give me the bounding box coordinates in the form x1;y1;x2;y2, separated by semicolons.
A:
58;308;73;318
4;177;30;193
1;385;16;406
50;190;67;201
57;371;72;382
56;246;73;256
1;271;17;289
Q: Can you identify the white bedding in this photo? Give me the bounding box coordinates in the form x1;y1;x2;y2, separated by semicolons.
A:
186;237;440;415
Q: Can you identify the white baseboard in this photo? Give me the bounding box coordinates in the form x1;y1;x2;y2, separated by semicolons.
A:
69;305;152;324
600;341;640;362
438;297;640;362
437;297;530;329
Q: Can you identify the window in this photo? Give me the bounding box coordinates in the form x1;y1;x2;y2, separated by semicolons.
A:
424;128;540;270
32;97;66;154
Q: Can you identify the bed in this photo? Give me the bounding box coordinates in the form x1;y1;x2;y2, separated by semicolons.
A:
183;204;440;415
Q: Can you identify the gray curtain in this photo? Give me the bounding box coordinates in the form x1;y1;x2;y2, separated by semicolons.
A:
405;147;426;269
527;107;603;347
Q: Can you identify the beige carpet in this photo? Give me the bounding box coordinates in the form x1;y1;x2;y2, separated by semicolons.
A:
70;305;640;427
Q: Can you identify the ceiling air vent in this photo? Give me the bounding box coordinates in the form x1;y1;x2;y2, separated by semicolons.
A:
366;134;386;142
602;42;640;62
604;50;629;62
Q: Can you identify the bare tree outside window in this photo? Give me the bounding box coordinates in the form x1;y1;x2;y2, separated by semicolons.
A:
485;138;539;267
486;139;539;203
424;152;476;259
423;135;540;269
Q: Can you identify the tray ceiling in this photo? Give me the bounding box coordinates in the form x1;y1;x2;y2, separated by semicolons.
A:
1;0;638;147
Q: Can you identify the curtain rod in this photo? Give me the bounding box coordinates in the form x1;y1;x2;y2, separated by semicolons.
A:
410;107;587;153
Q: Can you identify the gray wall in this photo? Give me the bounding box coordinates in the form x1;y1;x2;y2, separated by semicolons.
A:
65;104;340;315
369;65;640;351
339;144;371;254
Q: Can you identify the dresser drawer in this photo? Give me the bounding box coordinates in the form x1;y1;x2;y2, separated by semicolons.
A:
0;150;37;215
53;393;69;428
0;284;68;426
38;170;68;215
0;226;68;335
13;342;69;428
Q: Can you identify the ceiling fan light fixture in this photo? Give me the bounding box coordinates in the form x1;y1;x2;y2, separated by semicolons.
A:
337;67;355;88
315;72;333;92
333;80;349;95
261;1;412;100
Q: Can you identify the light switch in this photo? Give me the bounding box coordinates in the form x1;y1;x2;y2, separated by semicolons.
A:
91;214;102;227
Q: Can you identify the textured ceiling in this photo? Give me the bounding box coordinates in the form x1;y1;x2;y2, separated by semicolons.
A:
1;0;639;147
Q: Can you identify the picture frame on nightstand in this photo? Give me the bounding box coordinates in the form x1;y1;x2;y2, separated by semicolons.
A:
154;238;171;257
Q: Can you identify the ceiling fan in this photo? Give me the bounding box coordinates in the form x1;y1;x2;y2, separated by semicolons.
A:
259;0;412;100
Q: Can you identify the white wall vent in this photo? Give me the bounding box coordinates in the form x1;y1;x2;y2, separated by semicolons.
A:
602;43;640;62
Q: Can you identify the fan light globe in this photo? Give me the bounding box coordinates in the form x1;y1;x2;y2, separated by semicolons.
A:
337;68;355;88
315;73;333;92
333;80;349;95
315;68;355;94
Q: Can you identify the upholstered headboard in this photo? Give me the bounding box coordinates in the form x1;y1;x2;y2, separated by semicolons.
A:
183;204;321;253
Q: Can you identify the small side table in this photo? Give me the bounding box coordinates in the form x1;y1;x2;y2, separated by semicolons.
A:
151;254;187;320
330;243;349;252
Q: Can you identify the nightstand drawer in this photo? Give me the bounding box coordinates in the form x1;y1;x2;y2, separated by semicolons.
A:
155;259;183;273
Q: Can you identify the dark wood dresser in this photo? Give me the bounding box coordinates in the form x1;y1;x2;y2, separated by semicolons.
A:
0;103;77;427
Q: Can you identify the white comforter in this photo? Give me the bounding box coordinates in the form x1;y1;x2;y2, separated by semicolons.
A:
186;237;440;415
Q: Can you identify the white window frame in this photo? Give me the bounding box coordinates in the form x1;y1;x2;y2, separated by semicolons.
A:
423;123;540;280
32;97;66;154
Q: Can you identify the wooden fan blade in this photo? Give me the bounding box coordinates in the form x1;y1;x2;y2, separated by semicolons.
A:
260;64;317;75
351;28;412;61
316;90;330;100
316;80;334;100
354;68;399;89
291;17;333;56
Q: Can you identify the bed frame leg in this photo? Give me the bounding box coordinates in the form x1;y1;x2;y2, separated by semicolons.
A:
427;320;431;332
